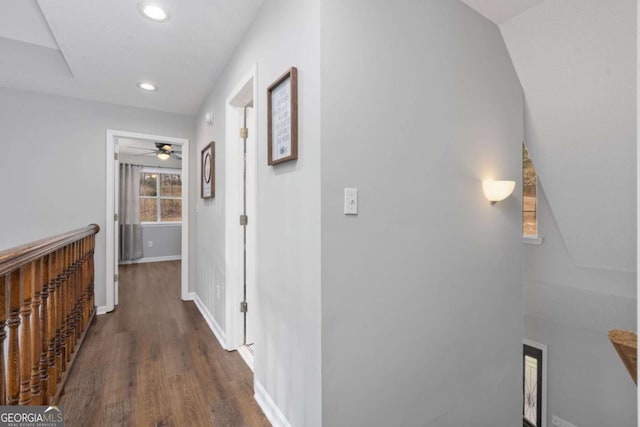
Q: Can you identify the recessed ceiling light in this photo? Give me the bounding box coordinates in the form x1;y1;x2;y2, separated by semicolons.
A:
138;82;157;91
138;2;170;22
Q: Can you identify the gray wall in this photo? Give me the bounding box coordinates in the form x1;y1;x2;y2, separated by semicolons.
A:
193;0;321;425
0;87;194;308
141;225;181;259
321;1;524;425
524;185;636;427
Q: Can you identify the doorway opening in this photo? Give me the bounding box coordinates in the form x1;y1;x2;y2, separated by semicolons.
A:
105;130;190;313
225;67;258;369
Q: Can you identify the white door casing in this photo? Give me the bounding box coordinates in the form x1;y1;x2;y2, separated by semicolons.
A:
105;130;190;313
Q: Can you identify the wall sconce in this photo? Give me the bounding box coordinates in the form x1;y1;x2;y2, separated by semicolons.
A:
482;180;516;205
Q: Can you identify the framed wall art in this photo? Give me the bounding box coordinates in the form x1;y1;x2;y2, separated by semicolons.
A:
267;66;298;165
201;141;214;199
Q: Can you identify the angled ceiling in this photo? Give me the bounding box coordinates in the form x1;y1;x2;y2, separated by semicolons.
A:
0;0;265;115
499;0;636;272
459;0;545;24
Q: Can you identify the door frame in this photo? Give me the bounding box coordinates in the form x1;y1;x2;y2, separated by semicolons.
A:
105;129;190;313
523;338;547;427
225;65;258;354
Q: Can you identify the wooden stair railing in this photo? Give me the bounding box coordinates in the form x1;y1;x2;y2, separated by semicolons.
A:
0;224;99;405
608;329;637;385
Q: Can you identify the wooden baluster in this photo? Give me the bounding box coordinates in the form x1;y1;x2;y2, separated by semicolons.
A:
63;244;71;366
82;237;89;329
68;242;75;356
76;240;82;342
90;234;96;314
47;251;57;401
40;255;49;405
7;269;21;405
74;241;81;349
30;258;42;404
55;248;63;382
69;242;77;359
19;263;33;405
77;239;84;336
0;274;7;405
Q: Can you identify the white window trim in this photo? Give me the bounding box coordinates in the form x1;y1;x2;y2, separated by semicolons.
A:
141;167;182;224
523;235;543;245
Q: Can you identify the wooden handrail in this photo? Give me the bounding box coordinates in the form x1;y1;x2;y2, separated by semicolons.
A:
608;329;637;385
0;225;99;276
0;224;99;405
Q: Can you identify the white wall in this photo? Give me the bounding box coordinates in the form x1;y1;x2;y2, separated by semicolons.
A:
500;0;636;272
524;185;636;427
192;0;321;425
496;2;637;425
321;1;524;425
0;88;194;307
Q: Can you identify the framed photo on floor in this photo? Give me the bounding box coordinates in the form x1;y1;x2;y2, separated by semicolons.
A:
267;66;298;165
201;141;214;199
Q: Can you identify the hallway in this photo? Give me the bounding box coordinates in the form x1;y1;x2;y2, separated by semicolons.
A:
58;261;270;426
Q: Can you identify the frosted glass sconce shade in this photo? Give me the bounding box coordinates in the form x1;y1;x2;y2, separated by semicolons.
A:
483;180;516;205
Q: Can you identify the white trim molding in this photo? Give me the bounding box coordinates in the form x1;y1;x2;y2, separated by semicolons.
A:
237;345;254;371
254;380;292;427
96;306;109;315
523;235;543;245
118;255;182;265
192;293;228;350
106;129;190;313
224;65;258;351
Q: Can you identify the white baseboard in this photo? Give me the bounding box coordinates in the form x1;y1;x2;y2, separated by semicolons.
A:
254;380;292;427
192;293;228;350
96;306;109;315
237;345;254;372
119;255;182;265
183;292;195;301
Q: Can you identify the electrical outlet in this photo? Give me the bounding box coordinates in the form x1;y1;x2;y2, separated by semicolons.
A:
147;241;153;248
552;415;577;427
216;285;221;300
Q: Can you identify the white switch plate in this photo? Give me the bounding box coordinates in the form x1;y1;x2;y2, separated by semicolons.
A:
148;241;153;248
344;188;358;215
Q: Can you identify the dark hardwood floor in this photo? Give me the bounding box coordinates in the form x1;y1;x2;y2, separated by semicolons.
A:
58;261;270;427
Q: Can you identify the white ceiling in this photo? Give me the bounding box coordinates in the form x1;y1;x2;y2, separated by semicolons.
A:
460;0;545;24
0;0;264;115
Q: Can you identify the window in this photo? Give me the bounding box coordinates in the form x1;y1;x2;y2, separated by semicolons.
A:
140;169;182;223
523;144;537;236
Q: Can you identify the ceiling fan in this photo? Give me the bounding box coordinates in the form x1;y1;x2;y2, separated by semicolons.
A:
130;142;182;160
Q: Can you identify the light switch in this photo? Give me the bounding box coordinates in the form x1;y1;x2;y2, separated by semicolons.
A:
344;188;358;215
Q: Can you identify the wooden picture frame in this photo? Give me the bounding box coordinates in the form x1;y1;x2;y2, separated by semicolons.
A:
201;141;214;199
267;67;298;165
